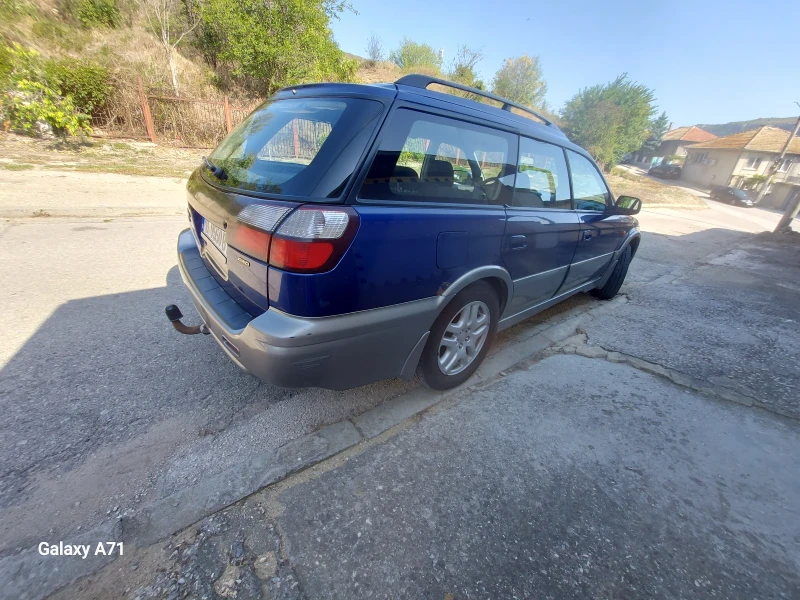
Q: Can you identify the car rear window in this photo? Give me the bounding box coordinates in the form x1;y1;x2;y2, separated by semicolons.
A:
206;97;385;200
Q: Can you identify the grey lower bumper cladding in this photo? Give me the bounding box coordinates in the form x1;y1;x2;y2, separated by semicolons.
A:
176;229;438;390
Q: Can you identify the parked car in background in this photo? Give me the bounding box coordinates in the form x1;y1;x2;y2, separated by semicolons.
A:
710;186;755;207
648;163;682;179
168;75;642;391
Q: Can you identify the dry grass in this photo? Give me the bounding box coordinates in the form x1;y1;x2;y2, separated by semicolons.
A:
0;132;201;178
607;169;708;209
356;61;402;84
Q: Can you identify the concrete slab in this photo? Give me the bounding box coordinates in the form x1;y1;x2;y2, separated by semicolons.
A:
275;355;800;599
583;235;800;418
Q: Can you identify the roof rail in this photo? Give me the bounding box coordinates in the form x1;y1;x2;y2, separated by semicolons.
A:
395;74;554;127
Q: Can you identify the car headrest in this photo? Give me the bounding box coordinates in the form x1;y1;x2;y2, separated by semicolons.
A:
514;171;532;189
427;159;454;186
392;166;419;181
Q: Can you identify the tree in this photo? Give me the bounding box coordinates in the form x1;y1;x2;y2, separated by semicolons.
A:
139;0;199;95
389;38;441;73
641;111;669;153
492;54;547;109
196;0;357;96
365;33;384;64
446;45;484;89
561;74;657;171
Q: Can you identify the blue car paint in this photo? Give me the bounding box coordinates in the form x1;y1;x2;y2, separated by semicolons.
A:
185;79;639;322
186;171;300;316
267;205;507;318
501;208;581;313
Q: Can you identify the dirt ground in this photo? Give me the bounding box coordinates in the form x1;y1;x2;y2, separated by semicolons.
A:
0;133;203;179
606;169;707;209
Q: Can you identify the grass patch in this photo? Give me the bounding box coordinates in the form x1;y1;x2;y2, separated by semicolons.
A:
45;161;192;178
0;162;35;170
48;138;97;152
31;209;51;217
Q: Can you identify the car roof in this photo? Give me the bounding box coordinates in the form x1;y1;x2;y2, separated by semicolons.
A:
274;80;587;156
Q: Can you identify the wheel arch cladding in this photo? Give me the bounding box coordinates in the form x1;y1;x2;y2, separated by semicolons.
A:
440;276;508;318
628;235;641;257
484;277;509;315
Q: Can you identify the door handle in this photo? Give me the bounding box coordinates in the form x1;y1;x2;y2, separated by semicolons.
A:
583;231;593;241
510;235;528;250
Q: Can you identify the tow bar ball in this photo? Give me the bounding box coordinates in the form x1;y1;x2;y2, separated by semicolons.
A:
165;304;210;335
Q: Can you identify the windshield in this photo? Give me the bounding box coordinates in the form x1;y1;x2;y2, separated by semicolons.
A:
207;97;384;200
734;189;750;199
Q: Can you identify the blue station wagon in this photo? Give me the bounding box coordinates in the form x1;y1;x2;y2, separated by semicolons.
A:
167;75;642;390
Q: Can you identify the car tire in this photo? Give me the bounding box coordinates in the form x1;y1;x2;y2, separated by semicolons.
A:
417;281;499;390
591;245;632;300
729;197;736;205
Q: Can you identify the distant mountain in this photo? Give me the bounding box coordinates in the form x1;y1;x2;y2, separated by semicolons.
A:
698;117;798;138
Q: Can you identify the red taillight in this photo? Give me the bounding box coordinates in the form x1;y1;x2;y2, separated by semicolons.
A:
268;207;359;274
227;225;271;259
270;239;334;271
229;203;292;259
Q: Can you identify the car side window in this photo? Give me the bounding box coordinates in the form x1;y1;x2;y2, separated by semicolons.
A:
567;150;610;212
512;137;571;209
359;108;517;205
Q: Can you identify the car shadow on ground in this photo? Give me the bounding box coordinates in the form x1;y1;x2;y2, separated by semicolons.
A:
0;264;419;555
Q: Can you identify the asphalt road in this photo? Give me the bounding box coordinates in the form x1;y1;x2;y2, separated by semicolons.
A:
0;216;421;557
0;171;788;569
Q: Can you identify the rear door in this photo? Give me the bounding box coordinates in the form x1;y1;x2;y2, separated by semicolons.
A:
561;150;625;290
501;137;580;315
351;105;516;312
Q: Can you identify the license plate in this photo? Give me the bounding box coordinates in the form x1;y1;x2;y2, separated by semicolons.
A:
201;219;227;253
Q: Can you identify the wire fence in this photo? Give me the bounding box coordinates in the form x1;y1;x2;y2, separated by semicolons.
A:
90;77;261;148
257;119;332;162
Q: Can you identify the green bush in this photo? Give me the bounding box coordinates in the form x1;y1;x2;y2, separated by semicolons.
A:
3;79;91;136
1;44;93;137
0;44;44;88
45;59;111;115
66;0;121;28
743;174;768;190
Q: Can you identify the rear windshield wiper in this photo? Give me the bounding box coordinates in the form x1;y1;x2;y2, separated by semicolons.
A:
202;156;228;181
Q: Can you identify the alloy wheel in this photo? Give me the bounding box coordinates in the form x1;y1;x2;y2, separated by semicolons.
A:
437;300;490;376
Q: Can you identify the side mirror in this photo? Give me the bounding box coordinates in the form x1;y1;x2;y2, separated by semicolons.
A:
610;195;642;215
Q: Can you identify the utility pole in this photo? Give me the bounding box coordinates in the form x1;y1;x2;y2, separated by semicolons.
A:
765;103;800;233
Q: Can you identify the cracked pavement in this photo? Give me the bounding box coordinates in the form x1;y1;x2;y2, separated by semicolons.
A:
83;229;795;600
1;168;798;598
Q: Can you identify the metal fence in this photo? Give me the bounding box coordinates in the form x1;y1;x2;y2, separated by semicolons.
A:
90;77;260;148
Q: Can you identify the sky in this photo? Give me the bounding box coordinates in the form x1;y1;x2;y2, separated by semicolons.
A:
329;0;800;127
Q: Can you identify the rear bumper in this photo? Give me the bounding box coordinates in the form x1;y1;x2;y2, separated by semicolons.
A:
177;229;438;390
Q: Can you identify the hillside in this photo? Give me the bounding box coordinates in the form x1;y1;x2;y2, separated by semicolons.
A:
0;1;403;146
699;117;798;137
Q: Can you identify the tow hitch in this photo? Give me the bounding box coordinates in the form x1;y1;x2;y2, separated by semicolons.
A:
165;305;210;335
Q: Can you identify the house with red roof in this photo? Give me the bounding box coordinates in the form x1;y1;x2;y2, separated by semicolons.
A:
682;126;800;209
630;126;717;167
